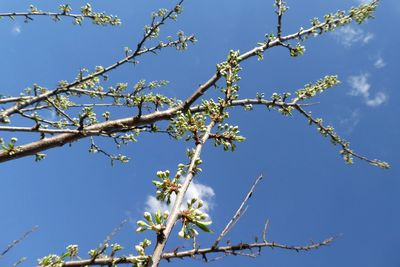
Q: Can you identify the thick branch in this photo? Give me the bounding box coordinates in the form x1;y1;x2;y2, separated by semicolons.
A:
0;97;299;162
0;108;177;163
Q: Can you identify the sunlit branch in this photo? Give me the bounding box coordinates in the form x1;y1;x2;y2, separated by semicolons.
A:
0;11;100;21
149;121;215;267
0;1;380;165
55;237;334;267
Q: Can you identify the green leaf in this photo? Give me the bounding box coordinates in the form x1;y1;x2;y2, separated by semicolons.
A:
194;220;213;233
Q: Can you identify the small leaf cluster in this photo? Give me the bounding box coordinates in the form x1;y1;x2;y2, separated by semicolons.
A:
38;244;79;267
144;4;183;40
127;92;177;110
135;238;151;257
268;92;293;115
217;50;241;104
1;137;19;155
309;1;378;35
274;0;289;14
35;153;46;162
74;68;104;91
29;5;41;14
77;3;121;26
87;242;124;259
174;31;196;50
110;154;130;165
211;123;246;151
167;111;207;141
186;148;203;175
78;107;97;127
110;243;124;256
178;198;212;239
350;0;379;24
290;43;305;57
37;254;63;267
201;99;229;122
58;4;72;14
136;210;169;234
134;80;169;92
132;239;151;267
61;245;78;259
295;75;340;101
153;169;183;205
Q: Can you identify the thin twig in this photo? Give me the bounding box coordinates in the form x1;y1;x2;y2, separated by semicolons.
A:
0;226;38;258
212;174;263;248
276;0;284;39
294;104;389;168
89;220;127;263
262;219;270;243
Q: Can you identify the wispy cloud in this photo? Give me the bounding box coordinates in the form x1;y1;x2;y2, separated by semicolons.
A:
333;25;374;47
348;73;387;107
348;73;370;98
355;0;374;4
43;110;57;121
340;109;361;134
355;0;373;4
145;181;215;214
365;92;387;107
12;25;21;35
373;56;386;69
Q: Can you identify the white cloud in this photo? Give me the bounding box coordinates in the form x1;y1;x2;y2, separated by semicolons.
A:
185;181;215;212
374;56;386;68
366;92;387;107
333;26;374;47
145;181;215;214
348;73;387;107
145;195;169;214
12;25;21;35
362;32;374;44
348;73;371;98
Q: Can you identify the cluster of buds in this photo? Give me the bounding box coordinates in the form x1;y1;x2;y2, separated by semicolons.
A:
136;210;169;235
178;198;212;239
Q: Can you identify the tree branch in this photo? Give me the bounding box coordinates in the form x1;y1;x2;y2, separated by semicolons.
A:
0;1;381;166
148;120;215;267
1;226;38;259
0;1;186;123
55;237;334;267
212;174;263;248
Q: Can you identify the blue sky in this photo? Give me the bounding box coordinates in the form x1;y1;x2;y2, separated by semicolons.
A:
0;0;399;266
